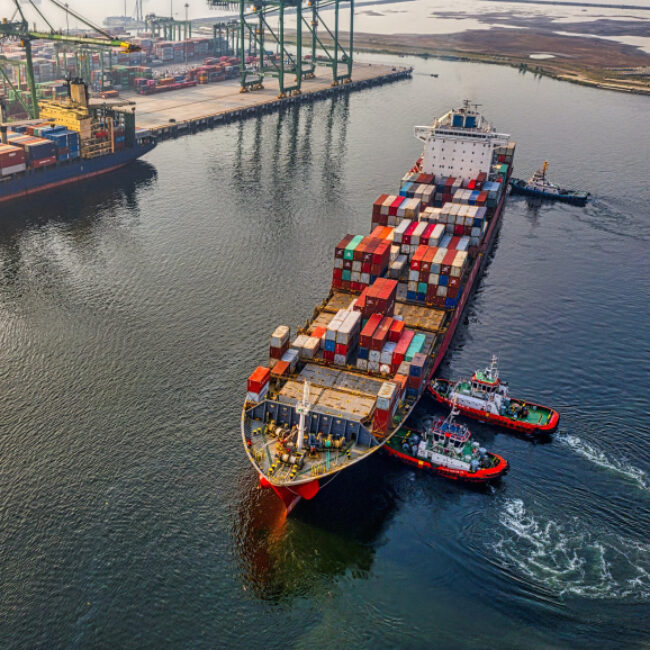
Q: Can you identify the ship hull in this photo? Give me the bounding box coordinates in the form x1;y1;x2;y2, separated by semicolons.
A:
428;379;559;436
509;179;589;206
0;142;156;204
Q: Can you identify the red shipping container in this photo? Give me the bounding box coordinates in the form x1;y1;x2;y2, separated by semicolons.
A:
343;259;352;270
247;366;270;393
323;350;335;362
270;340;288;359
371;317;392;351
434;297;445;307
333;268;342;280
335;234;354;257
360;313;383;348
454;225;464;236
389;319;405;343
426;286;437;302
332;277;342;289
410;244;427;271
341;281;350;291
448;276;460;288
31;156;56;168
362;261;371;274
419;269;429;283
422;246;436;273
335;343;348;356
402;221;418;245
372;408;391;435
447;287;459;299
351;281;361;292
354;237;367;262
393;329;415;367
270;360;290;377
364;237;379;263
373;241;390;265
478;191;488;205
389;196;405;216
407;374;422;389
373;194;389;218
441;249;457;275
355;288;368;311
448;236;461;250
468;179;476;190
375;213;388;226
312;326;327;338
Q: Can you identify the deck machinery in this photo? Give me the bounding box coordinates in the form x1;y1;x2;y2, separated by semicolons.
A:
208;0;354;96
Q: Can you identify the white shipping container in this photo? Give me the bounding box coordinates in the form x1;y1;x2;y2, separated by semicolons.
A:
291;334;309;351
428;273;439;285
271;325;290;347
408;269;420;282
1;163;26;175
334;354;347;366
301;337;320;359
334;257;343;269
352;260;361;272
380;364;392;375
361;273;370;285
336;310;361;344
368;360;380;372
369;349;381;363
357;358;368;371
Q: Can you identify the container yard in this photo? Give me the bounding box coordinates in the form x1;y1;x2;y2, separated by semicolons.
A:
120;63;411;137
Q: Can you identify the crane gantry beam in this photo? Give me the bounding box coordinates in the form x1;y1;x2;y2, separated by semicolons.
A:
0;0;140;118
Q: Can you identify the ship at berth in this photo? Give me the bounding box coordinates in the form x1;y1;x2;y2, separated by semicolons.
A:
241;101;517;511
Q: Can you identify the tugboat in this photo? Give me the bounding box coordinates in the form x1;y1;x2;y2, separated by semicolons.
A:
428;356;559;436
385;403;508;483
510;161;590;206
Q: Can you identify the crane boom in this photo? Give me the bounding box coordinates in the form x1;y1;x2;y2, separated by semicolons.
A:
27;32;141;52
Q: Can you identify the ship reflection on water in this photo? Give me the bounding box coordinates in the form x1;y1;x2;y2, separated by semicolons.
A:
233;455;400;602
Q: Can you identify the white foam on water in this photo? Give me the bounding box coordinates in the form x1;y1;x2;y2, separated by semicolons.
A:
491;499;650;600
556;433;648;490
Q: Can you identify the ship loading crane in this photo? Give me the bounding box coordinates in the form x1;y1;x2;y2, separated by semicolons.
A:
0;0;140;119
208;0;353;97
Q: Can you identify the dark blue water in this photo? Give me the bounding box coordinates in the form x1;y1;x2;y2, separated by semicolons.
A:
1;55;649;648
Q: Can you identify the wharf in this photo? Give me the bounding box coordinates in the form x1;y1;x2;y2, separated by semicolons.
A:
121;63;412;139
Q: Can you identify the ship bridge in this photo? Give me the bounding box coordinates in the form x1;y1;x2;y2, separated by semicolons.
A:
414;100;511;182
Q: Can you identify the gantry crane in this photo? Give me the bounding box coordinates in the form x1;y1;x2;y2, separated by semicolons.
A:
208;0;353;97
0;0;140;118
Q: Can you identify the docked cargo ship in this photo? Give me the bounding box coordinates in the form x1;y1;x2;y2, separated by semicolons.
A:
0;80;155;204
242;100;516;511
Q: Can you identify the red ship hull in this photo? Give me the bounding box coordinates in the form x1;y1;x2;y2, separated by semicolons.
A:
428;380;559;436
384;444;509;483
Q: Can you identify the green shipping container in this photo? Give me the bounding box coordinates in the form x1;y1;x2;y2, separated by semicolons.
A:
405;333;426;362
343;234;364;260
342;269;351;281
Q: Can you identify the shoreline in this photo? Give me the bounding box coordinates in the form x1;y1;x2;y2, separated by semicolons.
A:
291;30;650;96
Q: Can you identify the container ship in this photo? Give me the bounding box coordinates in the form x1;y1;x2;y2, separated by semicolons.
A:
242;100;516;511
0;79;155;204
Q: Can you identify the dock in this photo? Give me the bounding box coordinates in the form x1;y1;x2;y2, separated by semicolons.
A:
121;63;412;139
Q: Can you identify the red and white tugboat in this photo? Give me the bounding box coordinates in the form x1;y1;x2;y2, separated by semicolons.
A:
428;356;559;436
384;403;508;483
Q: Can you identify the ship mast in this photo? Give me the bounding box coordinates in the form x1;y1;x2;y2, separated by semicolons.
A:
486;354;499;382
296;380;311;451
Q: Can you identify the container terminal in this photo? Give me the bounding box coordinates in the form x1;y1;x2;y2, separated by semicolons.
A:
241;101;517;511
0;0;410;195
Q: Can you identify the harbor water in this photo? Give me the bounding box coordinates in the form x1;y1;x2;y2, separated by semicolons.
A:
1;54;649;648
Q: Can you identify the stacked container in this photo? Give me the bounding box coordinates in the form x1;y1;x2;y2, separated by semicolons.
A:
246;366;270;402
372;381;399;435
0;144;27;176
269;325;290;362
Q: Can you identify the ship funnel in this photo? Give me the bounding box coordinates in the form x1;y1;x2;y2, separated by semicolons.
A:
69;78;89;108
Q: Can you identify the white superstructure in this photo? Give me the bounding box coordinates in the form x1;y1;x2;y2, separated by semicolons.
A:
414;100;510;184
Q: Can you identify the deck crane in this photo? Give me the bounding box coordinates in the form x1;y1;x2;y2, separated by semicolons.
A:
0;0;140;118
